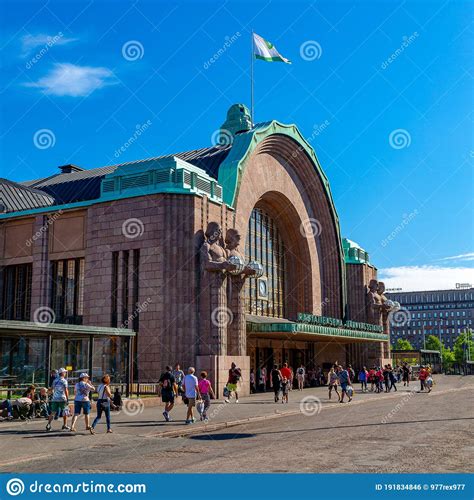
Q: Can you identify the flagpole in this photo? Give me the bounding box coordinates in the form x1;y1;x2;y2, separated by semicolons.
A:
250;29;254;125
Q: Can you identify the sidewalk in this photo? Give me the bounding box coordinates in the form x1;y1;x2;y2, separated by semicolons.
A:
0;375;469;439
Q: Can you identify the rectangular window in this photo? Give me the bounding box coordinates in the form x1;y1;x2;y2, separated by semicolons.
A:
122;251;129;325
111;251;119;327
51;258;84;324
1;264;32;320
132;249;140;332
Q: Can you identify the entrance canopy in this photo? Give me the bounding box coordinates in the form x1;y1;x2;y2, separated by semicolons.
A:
246;315;388;343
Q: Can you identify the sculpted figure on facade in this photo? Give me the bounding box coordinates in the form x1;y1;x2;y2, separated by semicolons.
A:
199;222;236;356
225;228;255;356
366;279;382;326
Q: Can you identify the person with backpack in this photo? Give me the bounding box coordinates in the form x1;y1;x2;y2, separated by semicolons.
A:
270;364;282;402
337;365;352;403
159;365;176;422
90;374;115;434
224;362;242;403
296;364;305;391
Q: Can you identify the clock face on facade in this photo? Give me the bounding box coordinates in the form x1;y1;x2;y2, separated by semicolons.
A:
257;277;268;300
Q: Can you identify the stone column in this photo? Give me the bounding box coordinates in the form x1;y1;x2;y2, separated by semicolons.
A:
227;275;246;356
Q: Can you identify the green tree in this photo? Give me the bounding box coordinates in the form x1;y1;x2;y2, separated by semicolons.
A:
425;335;443;352
442;347;455;369
453;330;474;364
394;338;413;350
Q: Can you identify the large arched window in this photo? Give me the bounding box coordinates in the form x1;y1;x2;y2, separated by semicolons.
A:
245;207;286;318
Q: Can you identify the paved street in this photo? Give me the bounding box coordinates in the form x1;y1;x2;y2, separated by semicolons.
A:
1;375;473;473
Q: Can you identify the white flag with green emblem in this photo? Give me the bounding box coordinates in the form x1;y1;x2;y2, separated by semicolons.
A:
253;33;291;64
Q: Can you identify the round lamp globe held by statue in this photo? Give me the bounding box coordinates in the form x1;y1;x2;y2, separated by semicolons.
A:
385;300;395;310
227;255;245;275
247;260;264;278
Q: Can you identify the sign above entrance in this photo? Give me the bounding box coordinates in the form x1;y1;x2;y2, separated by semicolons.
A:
297;313;383;334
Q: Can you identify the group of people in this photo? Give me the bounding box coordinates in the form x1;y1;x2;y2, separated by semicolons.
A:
158;363;220;425
1;359;435;428
0;368;123;433
157;362;245;424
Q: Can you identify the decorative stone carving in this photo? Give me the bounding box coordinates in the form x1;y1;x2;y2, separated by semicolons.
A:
225;228;256;356
366;279;382;326
199;222;236;356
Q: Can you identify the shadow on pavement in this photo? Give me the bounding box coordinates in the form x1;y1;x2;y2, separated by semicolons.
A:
190;432;256;441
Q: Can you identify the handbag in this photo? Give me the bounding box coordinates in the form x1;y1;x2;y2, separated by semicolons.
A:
223;386;229;398
182;395;189;405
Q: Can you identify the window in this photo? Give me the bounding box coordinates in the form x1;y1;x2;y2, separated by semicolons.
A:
51;258;84;324
1;264;32;320
245;207;286;318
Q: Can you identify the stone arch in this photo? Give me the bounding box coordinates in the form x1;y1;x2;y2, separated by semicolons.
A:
232;133;344;319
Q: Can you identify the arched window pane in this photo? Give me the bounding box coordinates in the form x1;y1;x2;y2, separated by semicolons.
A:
245;208;286;318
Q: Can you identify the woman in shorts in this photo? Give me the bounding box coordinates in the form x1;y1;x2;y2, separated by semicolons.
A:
70;373;95;433
327;367;340;401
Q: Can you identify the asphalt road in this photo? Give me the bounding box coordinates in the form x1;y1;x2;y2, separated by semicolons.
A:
1;376;473;473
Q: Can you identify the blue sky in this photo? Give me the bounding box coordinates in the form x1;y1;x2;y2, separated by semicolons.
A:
1;0;473;290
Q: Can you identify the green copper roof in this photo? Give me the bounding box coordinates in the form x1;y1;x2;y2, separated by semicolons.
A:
342;237;372;265
99;156;223;203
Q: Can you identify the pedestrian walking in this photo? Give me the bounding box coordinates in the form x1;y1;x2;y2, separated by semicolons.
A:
182;367;201;424
296;364;305;391
281;377;289;403
46;368;70;432
388;365;398;392
337;365;352;403
224;362;242;403
270;365;282;402
419;366;428;391
280;362;292;390
198;371;215;421
358;367;368;392
159;365;176;422
327;367;340;401
383;365;391;392
70;373;95;432
402;362;410;387
258;366;267;392
172;363;185;395
91;374;114;434
250;369;257;394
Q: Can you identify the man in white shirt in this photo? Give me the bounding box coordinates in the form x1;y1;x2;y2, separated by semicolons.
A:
182;367;201;424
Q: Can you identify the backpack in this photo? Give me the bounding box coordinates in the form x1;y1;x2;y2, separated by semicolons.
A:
297;368;304;375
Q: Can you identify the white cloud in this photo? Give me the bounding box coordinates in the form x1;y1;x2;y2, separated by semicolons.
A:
25;63;117;97
378;265;474;292
21;33;77;56
437;252;474;262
